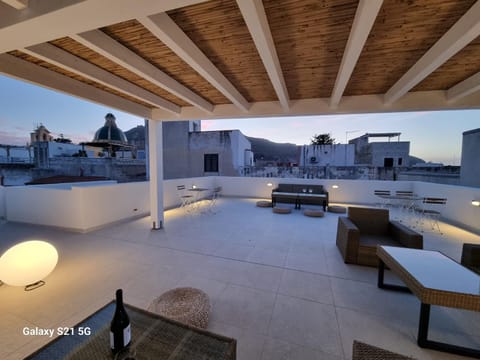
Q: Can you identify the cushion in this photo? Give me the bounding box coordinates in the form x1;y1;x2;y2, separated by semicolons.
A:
276;184;294;192
303;209;325;217
349;207;389;235
148;287;210;329
328;205;347;213
273;206;292;214
256;200;272;208
359;235;398;247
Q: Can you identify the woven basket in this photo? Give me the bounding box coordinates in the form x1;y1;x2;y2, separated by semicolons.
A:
148;287;210;329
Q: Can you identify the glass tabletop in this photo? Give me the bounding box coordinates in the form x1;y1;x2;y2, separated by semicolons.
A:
380;246;480;296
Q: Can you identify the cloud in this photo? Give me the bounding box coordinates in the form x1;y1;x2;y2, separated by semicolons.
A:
0;130;29;145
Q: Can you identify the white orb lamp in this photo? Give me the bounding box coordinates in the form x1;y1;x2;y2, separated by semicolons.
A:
0;240;58;291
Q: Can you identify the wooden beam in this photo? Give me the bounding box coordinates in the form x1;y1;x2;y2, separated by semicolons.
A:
384;0;480;105
447;72;480;102
23;43;181;114
0;53;152;118
0;0;208;53
139;13;250;112
330;0;383;108
1;0;27;10
236;0;289;110
151;90;480;121
72;30;213;113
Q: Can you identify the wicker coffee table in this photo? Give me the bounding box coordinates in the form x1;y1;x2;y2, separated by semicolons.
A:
25;301;236;360
377;246;480;358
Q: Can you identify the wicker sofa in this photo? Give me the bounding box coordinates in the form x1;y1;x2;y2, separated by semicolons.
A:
336;207;423;267
271;183;329;211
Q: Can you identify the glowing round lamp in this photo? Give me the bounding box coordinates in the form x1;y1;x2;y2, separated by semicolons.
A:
0;240;58;291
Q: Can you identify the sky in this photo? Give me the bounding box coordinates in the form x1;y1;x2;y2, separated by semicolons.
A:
1;74;479;165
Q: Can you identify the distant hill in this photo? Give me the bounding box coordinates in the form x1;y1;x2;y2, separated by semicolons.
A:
409;155;426;165
246;136;299;163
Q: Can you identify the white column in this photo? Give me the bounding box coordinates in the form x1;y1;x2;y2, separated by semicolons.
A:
148;119;164;229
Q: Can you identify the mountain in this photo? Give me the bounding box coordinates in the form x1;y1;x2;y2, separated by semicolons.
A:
246;136;299;163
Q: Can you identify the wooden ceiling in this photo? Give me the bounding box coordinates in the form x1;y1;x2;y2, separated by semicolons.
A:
0;0;479;119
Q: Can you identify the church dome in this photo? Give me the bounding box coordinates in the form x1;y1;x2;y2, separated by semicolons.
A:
93;113;128;143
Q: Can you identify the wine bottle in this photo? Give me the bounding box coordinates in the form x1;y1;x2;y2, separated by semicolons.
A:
110;289;131;353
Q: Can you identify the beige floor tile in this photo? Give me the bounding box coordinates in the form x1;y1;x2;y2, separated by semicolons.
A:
269;294;343;356
278;269;333;304
211;284;276;335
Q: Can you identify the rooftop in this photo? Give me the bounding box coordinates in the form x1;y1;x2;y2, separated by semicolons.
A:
1;197;479;359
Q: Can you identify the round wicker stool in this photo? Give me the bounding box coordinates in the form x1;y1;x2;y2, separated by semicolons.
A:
273;206;292;214
256;200;272;208
303;209;325;217
327;205;347;214
147;287;210;329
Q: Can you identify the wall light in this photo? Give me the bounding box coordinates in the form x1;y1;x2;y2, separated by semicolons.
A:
192;184;197;189
472;200;480;207
0;240;58;291
332;185;339;189
267;182;273;187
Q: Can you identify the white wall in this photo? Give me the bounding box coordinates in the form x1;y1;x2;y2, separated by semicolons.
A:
4;177;216;232
412;182;480;234
300;144;354;166
6;186;82;230
215;177;480;233
0;186;6;219
76;182;150;231
4;177;479;233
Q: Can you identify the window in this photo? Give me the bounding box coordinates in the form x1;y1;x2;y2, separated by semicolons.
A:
204;154;219;172
398;157;403;166
384;158;394;167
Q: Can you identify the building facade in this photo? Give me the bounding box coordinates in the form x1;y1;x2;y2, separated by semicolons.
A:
299;144;355;167
349;133;410;167
460;128;480;187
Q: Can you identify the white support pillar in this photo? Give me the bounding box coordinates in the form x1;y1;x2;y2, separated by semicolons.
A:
148;119;164;230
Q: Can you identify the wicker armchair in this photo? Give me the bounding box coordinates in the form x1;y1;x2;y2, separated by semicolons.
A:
461;243;480;274
336;207;423;267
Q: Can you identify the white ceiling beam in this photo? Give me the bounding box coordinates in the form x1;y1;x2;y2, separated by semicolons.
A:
0;53;152;119
384;0;480;105
236;0;290;111
447;72;480;102
139;13;250;112
1;0;28;10
151;90;480;121
23;43;181;115
72;30;214;113
330;0;383;108
0;0;208;53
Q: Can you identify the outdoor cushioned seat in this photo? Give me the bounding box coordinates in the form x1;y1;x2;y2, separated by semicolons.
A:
336;207;423;267
256;200;272;208
273;206;292;214
148;287;210;329
327;205;347;213
303;209;324;217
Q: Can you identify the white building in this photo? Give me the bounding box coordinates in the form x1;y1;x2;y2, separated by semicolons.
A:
299;144;355;167
349;133;410;167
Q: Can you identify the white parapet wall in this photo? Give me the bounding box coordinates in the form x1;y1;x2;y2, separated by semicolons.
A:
215;177;480;233
4;177;216;232
3;177;479;233
0;185;6;219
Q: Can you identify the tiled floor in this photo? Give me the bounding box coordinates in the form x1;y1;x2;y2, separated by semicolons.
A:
1;198;479;359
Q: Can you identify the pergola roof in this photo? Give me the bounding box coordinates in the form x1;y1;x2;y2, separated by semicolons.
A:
0;0;479;121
